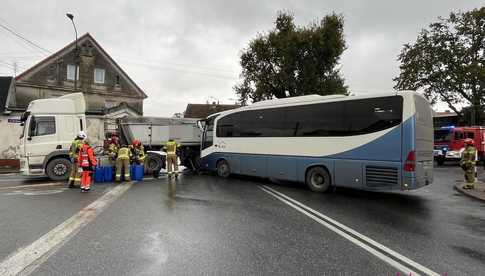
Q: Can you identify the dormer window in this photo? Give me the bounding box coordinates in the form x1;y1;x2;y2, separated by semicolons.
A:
94;68;105;84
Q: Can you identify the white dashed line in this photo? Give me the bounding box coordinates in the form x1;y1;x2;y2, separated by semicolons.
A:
0;183;62;191
0;182;133;276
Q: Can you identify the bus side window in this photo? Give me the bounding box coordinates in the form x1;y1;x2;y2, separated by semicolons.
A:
455;131;464;140
466;132;474;139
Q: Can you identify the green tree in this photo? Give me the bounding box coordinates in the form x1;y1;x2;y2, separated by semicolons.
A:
235;11;348;105
394;7;485;125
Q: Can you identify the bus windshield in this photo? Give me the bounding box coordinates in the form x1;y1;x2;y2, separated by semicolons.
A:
434;129;452;142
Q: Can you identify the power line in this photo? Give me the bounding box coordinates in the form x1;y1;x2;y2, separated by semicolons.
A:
0;60;27;69
0;21;51;55
119;58;238;81
114;54;238;74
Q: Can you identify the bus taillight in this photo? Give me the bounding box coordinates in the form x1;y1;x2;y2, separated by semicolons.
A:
404;151;415;172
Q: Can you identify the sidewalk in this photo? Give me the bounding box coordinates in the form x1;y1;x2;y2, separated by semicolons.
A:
454;180;485;202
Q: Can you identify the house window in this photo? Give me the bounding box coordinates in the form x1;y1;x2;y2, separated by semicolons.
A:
66;64;79;80
94;68;105;84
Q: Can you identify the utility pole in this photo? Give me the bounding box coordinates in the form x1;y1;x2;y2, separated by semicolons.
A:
13;62;17;77
66;13;78;91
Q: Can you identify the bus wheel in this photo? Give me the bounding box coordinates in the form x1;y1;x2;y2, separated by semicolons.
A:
216;160;231;178
306;166;331;193
46;158;71;181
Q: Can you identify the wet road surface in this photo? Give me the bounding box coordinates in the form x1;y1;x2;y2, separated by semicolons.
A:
0;166;484;275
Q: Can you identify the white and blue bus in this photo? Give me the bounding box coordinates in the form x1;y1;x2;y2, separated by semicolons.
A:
199;91;433;192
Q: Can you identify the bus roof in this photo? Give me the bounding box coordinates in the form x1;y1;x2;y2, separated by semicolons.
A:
214;90;416;118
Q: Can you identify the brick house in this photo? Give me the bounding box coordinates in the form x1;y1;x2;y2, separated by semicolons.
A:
0;33;147;165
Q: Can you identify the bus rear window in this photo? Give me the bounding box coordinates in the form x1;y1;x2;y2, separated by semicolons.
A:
434;129;452;142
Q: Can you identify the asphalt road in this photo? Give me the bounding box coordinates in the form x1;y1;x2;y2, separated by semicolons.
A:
0;166;484;275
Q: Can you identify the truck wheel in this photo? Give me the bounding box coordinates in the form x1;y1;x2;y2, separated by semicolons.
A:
46;158;71;181
305;166;331;193
146;153;164;175
216;160;231;178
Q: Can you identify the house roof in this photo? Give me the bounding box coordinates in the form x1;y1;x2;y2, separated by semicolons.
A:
0;76;13;113
105;101;141;116
15;33;147;99
184;103;240;119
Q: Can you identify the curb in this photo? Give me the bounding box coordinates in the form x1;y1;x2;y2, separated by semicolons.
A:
454;180;485;203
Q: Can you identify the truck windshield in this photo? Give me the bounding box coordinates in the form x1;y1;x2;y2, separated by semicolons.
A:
434;129;452;142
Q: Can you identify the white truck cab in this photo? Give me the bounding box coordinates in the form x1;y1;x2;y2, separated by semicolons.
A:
18;93;86;180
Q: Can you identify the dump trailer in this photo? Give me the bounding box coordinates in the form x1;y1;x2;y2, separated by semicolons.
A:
18;93;202;181
116;116;202;174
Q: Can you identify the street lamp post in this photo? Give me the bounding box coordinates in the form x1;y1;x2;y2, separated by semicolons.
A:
66;13;78;91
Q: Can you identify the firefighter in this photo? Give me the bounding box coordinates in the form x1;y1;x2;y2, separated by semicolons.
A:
116;145;132;182
68;131;87;188
460;138;477;189
129;139;146;165
106;136;120;166
77;139;97;192
164;139;179;178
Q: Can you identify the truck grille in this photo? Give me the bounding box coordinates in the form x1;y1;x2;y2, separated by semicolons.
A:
365;166;398;187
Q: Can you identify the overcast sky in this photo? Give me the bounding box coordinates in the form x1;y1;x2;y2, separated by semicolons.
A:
0;0;483;116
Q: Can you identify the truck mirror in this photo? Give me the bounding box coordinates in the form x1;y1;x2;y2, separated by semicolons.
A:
27;137;32;141
197;120;206;130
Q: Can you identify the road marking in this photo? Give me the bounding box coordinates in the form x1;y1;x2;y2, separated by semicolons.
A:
0;178;48;182
259;185;440;276
0;183;62;191
4;188;68;196
0;182;134;276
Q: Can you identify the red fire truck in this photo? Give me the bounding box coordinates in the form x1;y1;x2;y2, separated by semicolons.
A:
434;126;485;165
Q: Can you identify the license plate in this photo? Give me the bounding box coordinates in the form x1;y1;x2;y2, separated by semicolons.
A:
433;150;443;156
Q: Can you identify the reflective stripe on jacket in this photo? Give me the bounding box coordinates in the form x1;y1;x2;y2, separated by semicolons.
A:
117;147;131;159
69;139;83;158
165;141;177;155
108;144;118;160
77;144;97;168
129;145;146;161
460;146;477;166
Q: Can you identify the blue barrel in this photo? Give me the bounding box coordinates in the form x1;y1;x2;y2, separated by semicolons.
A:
94;167;104;183
130;165;144;181
103;166;114;182
135;165;144;181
